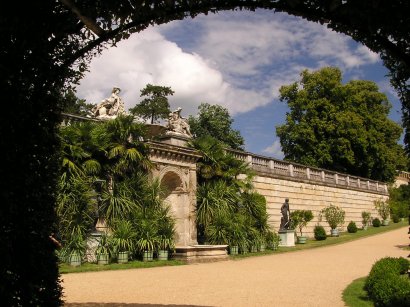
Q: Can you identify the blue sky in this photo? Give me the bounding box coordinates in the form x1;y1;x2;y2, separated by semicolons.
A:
77;10;402;159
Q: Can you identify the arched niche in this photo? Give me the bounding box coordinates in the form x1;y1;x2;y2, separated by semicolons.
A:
161;171;184;198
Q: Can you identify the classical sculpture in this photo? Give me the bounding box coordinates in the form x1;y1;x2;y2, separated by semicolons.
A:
92;87;126;119
166;107;192;137
280;198;291;230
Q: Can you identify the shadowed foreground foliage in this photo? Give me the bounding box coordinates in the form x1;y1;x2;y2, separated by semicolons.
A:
1;1;409;304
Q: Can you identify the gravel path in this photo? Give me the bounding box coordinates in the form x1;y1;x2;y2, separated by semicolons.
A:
62;227;408;307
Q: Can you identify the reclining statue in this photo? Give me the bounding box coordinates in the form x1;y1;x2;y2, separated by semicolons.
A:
167;107;192;137
92;87;126;119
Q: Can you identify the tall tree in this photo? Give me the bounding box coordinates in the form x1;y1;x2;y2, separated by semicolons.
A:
130;84;174;124
276;67;407;182
188;103;244;150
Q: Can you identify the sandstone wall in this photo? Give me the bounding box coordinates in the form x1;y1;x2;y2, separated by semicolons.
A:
253;175;388;237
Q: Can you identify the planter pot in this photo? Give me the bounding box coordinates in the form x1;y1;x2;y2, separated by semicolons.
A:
251;246;257;253
229;246;238;255
118;251;129;263
259;245;266;252
297;236;307;244
158;250;168;261
143;250;153;262
330;228;339;237
382;219;389;226
69;253;81;267
97;253;109;265
240;246;248;254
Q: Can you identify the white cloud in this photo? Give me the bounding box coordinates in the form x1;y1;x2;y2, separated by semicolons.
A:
76;27;270;116
262;140;284;159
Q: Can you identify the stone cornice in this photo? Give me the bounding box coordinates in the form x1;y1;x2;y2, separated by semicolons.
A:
147;141;202;163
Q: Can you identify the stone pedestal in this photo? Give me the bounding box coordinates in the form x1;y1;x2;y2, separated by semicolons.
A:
157;133;191;147
279;229;295;247
173;245;229;263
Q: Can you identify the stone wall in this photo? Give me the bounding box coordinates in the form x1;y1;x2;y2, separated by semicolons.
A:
253;175;387;236
230;149;389;237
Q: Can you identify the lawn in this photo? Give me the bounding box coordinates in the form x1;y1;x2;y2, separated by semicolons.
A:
342;277;373;307
231;220;408;260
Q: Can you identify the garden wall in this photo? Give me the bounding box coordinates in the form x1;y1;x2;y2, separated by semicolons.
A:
229;150;389;237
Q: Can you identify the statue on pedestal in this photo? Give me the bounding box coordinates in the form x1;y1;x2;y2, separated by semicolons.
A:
280;198;291;230
91;87;127;119
166;107;192;137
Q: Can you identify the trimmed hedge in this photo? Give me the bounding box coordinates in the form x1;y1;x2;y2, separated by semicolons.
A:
347;221;358;233
372;218;381;227
314;225;327;240
365;257;410;306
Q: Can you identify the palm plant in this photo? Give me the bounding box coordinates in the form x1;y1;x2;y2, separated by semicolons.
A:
56;175;96;246
59;232;87;266
136;219;158;253
156;211;176;251
102;115;151;177
189;135;253;187
98;181;141;228
196;180;238;230
111;220;137;254
60;122;102;178
205;213;231;245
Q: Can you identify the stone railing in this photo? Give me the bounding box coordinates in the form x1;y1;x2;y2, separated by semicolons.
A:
228;149;388;194
61;112;99;126
397;170;410;180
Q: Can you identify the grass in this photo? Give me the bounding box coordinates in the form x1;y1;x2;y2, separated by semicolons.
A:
60;220;407;273
342;277;373;307
230;220;407;260
60;259;185;274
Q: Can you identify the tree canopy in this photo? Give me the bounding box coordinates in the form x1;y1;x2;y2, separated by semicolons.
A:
130;84;174;124
62;90;95;117
276;67;407;182
1;1;409;304
189;103;244;150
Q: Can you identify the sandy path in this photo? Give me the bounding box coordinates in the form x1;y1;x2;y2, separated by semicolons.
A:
62;227;408;307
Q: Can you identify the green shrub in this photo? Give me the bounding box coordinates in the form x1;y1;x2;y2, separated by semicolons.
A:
347;221;358;233
365;257;410;306
372;218;381;227
392;214;400;223
314;225;327;240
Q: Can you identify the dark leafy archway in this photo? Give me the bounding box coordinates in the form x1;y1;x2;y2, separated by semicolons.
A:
1;0;409;305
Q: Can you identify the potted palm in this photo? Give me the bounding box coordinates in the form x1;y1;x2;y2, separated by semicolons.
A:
290;210;314;244
156;216;176;261
227;218;246;255
361;211;372;230
95;233;111;265
320;204;345;237
157;235;174;260
111;220;136;264
374;199;390;226
136;219;158;262
62;233;86;267
265;230;280;250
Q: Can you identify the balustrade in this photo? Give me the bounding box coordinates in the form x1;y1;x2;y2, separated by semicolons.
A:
227;149;387;194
